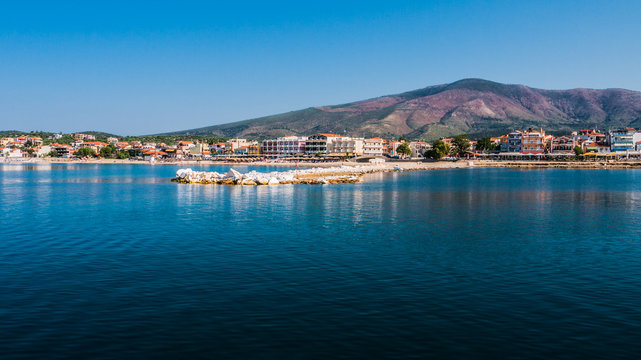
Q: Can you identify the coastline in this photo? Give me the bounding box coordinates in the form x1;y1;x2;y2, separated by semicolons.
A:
5;157;641;170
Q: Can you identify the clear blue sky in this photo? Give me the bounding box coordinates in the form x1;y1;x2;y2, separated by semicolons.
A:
1;0;640;135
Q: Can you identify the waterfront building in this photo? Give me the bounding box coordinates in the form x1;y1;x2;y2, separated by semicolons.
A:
35;145;52;157
277;136;307;157
575;129;606;143
189;143;208;157
387;141;402;157
225;139;249;153
234;146;249;155
502;131;523;152
247;144;260;155
328;137;364;156
261;139;278;156
8;148;23;157
210;143;226;154
79;141;108;153
608;128;641;152
51;144;73;158
409;141;430;158
364;137;386;156
551;136;576;153
522;129;551;154
305;134;340;155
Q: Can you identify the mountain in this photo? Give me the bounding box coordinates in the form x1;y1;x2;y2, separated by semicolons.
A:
167;79;641;140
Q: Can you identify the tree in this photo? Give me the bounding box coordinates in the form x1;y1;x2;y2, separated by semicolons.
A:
47;150;60;158
396;142;412;158
24;140;33;148
476;137;495;152
76;147;96;157
117;151;130;159
425;140;450;160
99;145;116;158
451;134;471;157
397;136;408;142
573;145;584;157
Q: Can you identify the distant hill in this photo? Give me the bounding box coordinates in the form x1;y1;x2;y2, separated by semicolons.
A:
166;79;641;140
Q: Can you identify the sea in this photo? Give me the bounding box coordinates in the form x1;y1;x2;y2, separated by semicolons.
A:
1;163;641;359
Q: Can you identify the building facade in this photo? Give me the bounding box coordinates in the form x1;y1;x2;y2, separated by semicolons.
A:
305;134;339;155
363;138;386;156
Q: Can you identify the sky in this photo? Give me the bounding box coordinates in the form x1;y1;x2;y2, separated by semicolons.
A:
1;0;640;135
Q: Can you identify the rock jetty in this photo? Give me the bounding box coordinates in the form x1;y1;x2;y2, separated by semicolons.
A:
172;165;393;185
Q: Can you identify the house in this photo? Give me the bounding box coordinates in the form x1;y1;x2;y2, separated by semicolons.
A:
78;141;108;153
210;143;226;154
51;144;73;157
36;145;53;157
225;139;249;153
409;141;430;158
234;146;249;155
387;141;402;157
501;131;523;152
114;142;131;150
551;136;576;153
107;137;118;143
8;148;24;158
575;129;606;143
247;144;260;155
74;133;96;140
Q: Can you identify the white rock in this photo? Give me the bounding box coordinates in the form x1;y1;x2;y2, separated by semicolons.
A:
226;168;243;180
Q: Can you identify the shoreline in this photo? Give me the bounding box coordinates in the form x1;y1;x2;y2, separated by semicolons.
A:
5;157;641;170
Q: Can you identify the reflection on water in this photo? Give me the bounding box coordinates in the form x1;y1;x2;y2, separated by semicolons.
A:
2;166;641;358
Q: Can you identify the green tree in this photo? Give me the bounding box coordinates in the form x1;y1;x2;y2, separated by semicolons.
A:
476;137;495;152
396;142;412;158
76;147;96;157
24;140;33;148
397;136;408;142
117;151;130;159
99;145;116;158
425;140;450;160
47;150;60;158
451;134;471;157
573;145;584;157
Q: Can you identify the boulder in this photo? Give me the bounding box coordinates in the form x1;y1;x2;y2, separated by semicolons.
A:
226;168;243;181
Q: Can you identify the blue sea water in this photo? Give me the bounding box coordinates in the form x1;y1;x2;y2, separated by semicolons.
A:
1;164;641;359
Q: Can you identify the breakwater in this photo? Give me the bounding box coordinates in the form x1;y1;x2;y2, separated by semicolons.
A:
172;165;400;185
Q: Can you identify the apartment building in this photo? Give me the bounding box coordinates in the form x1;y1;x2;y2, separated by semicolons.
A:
363;138;386;156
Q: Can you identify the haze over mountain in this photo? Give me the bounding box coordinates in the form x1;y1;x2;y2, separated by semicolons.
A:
167;79;641;140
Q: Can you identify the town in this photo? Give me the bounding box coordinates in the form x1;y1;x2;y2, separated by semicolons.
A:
2;127;641;161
